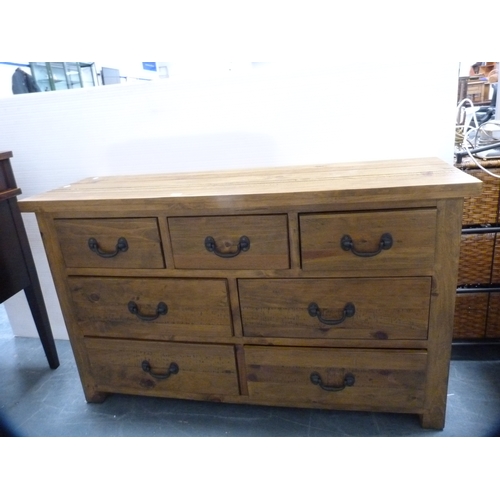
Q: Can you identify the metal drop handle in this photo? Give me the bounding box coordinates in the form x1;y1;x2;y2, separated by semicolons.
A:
128;301;168;321
340;233;393;257
88;237;128;258
142;361;179;380
308;302;355;325
310;372;355;392
204;235;250;258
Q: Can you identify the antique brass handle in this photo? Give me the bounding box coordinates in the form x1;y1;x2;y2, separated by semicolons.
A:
308;302;355;325
340;233;393;257
310;372;355;392
204;235;250;258
142;361;179;380
88;237;128;258
128;301;168;321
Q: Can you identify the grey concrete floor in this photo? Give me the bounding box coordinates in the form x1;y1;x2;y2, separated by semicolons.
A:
1;303;499;437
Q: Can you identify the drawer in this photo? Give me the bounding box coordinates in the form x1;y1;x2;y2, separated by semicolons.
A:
54;218;164;269
300;209;437;273
238;278;431;340
85;338;240;398
245;346;427;411
68;277;233;339
0;202;31;302
168;215;289;269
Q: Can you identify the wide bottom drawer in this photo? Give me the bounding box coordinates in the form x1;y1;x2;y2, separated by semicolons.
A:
245;346;427;412
85;338;240;399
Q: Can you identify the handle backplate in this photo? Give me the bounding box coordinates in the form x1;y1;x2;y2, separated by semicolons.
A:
128;301;168;321
88;237;128;258
308;302;355;326
204;235;250;258
142;361;179;380
340;233;393;257
310;372;355;392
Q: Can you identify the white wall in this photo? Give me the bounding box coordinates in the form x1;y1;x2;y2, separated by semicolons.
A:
0;61;460;339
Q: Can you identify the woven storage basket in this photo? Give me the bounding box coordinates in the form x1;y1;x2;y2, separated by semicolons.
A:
457;232;495;286
486;292;500;338
492;233;500;283
453;292;488;339
461;167;500;226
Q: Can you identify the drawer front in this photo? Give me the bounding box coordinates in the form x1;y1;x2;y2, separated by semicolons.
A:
85;338;240;398
300;209;437;273
168;215;289;269
68;277;233;339
0;168;7;191
54;218;164;269
0;202;31;302
245;346;427;411
239;278;431;340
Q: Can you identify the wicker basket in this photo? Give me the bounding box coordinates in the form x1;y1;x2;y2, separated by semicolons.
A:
492;233;500;283
461;167;500;226
453;292;489;338
454;159;500;340
486;292;500;338
457;232;495;286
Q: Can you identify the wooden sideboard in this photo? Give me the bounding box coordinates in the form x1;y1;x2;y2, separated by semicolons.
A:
18;157;481;429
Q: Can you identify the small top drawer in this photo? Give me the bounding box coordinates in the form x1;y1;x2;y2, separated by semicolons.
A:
168;215;290;270
300;209;437;274
54;218;165;269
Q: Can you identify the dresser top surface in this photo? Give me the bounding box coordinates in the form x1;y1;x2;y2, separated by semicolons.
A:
18;157;482;212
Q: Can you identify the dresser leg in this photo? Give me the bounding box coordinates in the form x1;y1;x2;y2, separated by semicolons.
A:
419;410;445;430
85;392;108;404
24;284;60;369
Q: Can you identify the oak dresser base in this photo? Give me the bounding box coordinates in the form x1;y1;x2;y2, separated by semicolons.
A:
18;157;481;430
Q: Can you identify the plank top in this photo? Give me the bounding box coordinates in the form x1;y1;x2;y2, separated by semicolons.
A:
18;157;482;213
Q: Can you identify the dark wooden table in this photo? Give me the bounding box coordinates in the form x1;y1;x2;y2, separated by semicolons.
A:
0;151;59;369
